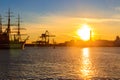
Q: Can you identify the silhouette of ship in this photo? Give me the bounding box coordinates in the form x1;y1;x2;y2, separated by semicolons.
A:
0;9;29;49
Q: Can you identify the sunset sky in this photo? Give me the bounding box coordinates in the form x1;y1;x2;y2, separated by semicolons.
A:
0;0;120;43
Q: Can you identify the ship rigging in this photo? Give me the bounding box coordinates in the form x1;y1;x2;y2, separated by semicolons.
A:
0;9;29;49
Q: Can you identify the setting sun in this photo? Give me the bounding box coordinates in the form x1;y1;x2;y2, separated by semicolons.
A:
77;24;91;41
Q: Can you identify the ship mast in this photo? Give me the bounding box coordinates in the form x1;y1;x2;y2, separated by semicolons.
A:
17;14;21;40
18;14;20;35
0;15;2;33
5;9;14;41
7;9;11;34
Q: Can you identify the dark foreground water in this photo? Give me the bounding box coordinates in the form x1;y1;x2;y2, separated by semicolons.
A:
0;47;120;80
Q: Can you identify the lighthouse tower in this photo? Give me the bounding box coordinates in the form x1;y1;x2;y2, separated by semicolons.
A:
90;30;92;41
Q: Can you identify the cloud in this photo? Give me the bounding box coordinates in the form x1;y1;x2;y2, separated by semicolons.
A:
115;6;120;11
79;18;120;23
22;13;120;43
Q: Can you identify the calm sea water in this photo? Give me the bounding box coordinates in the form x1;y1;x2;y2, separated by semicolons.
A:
0;47;120;80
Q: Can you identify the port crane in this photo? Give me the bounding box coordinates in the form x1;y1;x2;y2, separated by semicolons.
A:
36;30;55;45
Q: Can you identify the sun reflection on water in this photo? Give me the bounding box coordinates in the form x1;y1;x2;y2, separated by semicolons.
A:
80;48;93;79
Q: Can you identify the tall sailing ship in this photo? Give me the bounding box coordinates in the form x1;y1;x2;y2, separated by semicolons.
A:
0;9;29;49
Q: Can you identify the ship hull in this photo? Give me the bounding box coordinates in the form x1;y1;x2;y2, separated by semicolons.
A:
0;42;25;49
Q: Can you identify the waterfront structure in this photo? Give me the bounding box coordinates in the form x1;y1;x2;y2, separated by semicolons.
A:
34;30;55;46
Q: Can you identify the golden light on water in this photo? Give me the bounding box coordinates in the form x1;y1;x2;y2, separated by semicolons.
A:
81;48;93;79
77;24;91;41
83;48;89;58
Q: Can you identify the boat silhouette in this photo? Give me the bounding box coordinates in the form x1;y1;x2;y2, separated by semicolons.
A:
0;9;29;49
